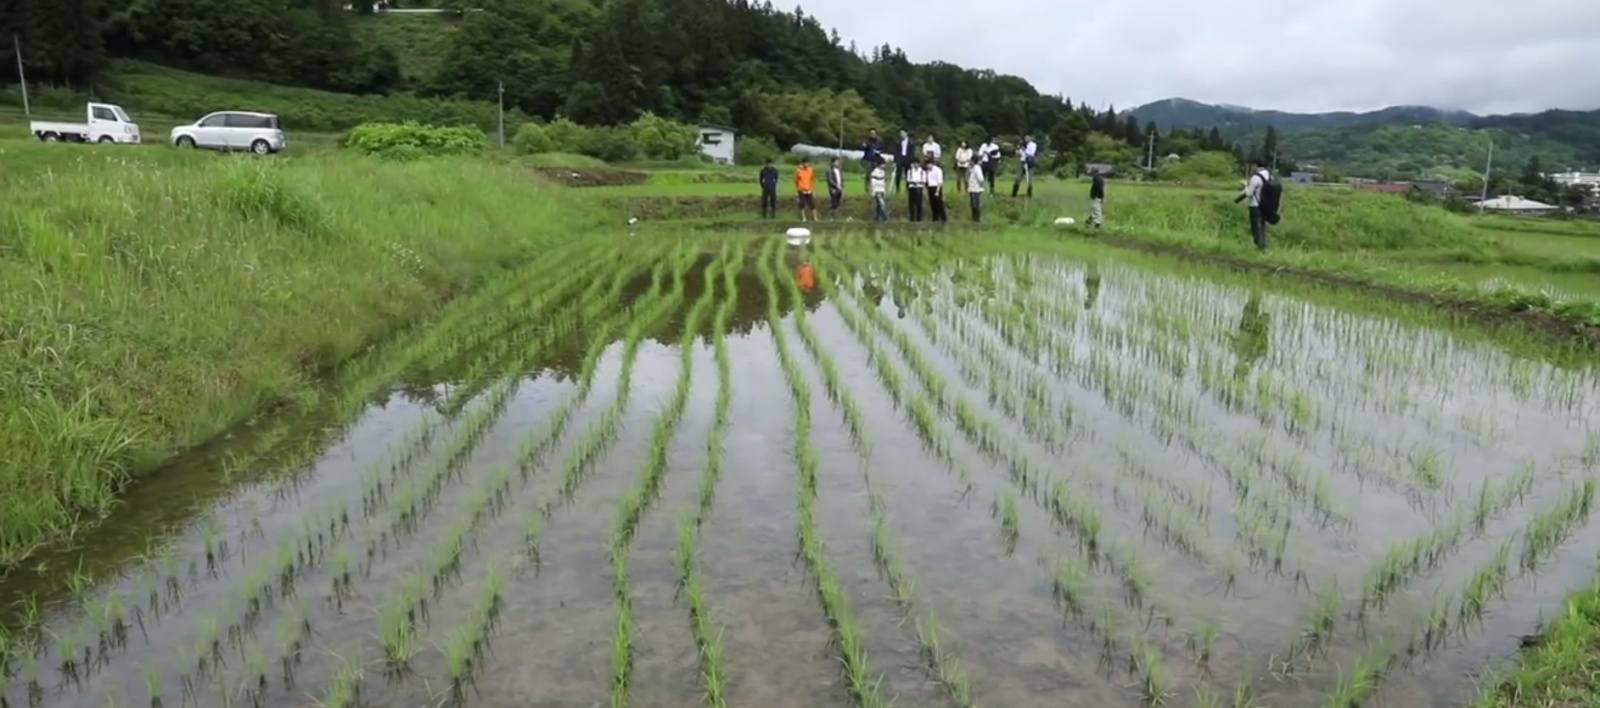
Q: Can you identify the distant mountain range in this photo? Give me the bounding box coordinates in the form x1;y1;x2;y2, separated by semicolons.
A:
1126;97;1481;131
1125;98;1600;179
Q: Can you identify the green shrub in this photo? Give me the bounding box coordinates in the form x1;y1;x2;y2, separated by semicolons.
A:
736;136;780;166
628;112;699;160
512;122;555;155
344;121;487;159
577;125;639;163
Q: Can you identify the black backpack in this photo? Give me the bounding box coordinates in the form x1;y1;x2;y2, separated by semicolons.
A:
1258;172;1283;224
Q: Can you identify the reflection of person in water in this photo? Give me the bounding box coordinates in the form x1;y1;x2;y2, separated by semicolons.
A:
895;278;919;319
797;259;815;292
862;275;885;307
1232;292;1270;378
1083;264;1102;310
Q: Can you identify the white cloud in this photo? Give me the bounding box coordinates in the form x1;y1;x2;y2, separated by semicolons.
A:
795;0;1600;114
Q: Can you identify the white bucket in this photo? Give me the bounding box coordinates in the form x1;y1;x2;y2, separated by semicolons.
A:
785;227;812;246
1053;217;1076;226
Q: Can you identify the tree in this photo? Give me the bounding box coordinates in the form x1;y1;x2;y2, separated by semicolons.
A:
1085;132;1136;172
1260;125;1279;164
1047;110;1091;169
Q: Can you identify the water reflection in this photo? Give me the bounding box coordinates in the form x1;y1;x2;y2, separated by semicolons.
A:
1232;291;1270;378
1084;263;1102;311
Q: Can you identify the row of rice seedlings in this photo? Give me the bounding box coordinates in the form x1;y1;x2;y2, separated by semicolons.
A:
779;252;872;458
609;541;634;708
814;255;1032;498
513;250;680;499
828;243;1191;680
370;254;660;564
863;487;976;706
444;563;505;701
1358;466;1560;618
614;253;721;545
846;250;1079;481
355;238;614;397
673;514;726;707
693;244;739;522
427;243;630;414
606;253;720;708
1519;477;1596;571
913;260;1078;452
552;243;699;508
164;281;611;701
830;244;1199;638
757;239;886;708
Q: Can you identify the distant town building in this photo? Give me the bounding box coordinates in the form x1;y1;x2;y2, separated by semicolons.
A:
1546;171;1600;193
1473;195;1559;214
1084;163;1116;176
697;124;737;165
1288;171;1320;183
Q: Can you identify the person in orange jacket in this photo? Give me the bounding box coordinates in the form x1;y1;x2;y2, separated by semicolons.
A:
794;158;818;222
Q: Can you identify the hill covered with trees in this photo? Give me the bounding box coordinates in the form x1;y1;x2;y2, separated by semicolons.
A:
0;0;1106;150
1130;97;1600;179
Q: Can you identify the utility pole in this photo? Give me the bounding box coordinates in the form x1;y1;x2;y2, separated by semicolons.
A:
837;107;844;153
1478;140;1494;212
496;81;505;148
1145;131;1155;170
13;34;29;116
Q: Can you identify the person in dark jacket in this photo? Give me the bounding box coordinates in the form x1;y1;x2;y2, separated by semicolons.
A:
759;158;779;218
861;129;883;191
893;130;914;194
1088;167;1105;229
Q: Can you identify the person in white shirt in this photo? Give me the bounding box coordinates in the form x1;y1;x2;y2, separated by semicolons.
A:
925;159;946;223
906;160;927;221
953;141;974;193
922;135;941;163
869;158;889;222
1011;134;1038;198
966;159;985;222
977;137;999;187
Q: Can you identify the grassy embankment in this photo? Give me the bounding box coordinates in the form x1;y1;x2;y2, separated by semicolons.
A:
0;137;603;569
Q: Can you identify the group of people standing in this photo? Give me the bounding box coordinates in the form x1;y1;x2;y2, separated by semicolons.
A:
757;128;1040;224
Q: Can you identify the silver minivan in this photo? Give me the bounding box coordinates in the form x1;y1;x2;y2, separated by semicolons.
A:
170;111;286;154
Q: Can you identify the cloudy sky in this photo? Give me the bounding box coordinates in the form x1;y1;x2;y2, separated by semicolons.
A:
794;0;1600;115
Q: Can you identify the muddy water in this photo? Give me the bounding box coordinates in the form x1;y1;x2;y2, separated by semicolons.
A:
4;238;1600;708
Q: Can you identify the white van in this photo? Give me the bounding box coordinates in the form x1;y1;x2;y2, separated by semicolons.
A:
169;111;287;154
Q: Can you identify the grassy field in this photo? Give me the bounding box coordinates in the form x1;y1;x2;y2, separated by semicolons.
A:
0;139;602;567
4;127;1600;708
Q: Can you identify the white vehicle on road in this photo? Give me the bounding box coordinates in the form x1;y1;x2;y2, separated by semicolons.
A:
170;111;286;154
29;102;142;144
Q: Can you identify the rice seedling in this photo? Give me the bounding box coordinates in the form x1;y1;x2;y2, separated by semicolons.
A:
994;492;1020;550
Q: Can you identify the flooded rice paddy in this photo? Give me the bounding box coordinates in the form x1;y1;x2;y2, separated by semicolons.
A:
3;234;1600;708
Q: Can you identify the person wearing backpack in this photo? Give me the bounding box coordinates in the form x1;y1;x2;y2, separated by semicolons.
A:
1234;158;1281;251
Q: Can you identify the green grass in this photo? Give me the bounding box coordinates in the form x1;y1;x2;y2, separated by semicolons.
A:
1473;578;1600;707
0;139;600;568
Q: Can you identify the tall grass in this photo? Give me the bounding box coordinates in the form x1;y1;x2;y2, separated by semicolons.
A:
0;144;605;568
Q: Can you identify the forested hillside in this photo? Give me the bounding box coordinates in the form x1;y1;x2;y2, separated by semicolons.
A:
0;0;1095;148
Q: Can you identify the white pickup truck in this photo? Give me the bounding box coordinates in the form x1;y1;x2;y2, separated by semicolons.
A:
30;102;142;144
